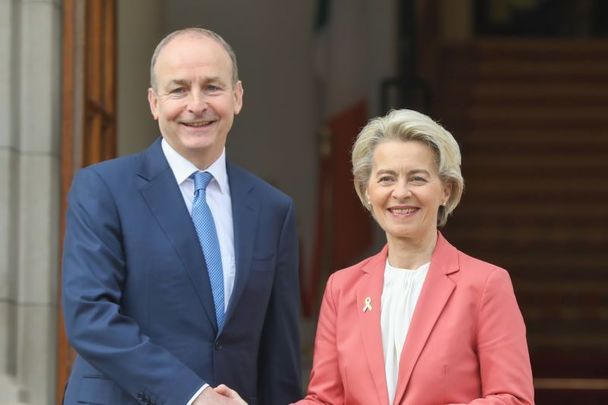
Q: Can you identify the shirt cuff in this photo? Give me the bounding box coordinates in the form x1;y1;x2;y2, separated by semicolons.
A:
186;384;209;405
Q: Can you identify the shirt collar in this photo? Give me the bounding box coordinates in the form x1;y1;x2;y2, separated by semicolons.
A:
161;138;229;194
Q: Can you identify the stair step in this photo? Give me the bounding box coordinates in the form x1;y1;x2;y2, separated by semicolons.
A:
528;333;608;350
460;130;608;144
455;205;608;222
454;189;608;203
469;105;608;122
447;63;608;84
459;135;608;153
445;226;608;244
441;115;608;131
527;319;608;335
476;61;608;80
469;93;608;108
474;39;608;58
462;143;608;155
461;178;608;193
471;83;608;101
518;280;608;293
462;155;608;168
443;40;608;65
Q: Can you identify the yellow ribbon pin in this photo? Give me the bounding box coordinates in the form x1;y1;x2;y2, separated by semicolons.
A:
362;297;372;312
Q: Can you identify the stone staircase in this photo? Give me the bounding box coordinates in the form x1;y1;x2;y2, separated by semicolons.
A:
436;39;608;402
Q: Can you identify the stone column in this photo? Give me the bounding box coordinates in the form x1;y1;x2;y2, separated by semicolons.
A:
0;0;23;402
0;0;61;403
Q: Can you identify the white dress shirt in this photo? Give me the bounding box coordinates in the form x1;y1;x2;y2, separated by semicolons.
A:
161;139;236;404
381;260;429;405
161;139;236;311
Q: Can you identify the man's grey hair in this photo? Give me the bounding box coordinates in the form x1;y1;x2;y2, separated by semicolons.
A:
150;27;239;89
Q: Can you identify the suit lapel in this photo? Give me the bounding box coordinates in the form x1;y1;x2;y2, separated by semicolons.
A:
393;233;459;404
136;139;217;328
356;246;390;405
222;162;259;328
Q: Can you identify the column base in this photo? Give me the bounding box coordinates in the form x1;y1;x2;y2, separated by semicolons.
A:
0;375;27;404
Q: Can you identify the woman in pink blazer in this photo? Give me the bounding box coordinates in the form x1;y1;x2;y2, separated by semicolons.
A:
296;109;534;405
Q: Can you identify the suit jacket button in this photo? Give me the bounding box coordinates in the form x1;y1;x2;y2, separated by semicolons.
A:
215;341;222;351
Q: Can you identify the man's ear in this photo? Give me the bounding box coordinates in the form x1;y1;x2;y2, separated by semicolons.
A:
233;81;244;115
147;88;159;120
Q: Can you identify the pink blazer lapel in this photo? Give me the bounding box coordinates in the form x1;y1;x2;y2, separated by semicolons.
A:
393;233;459;404
356;246;390;405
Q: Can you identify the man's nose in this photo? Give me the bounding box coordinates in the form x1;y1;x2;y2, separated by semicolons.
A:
187;92;207;113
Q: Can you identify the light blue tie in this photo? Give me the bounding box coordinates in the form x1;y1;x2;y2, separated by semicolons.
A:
192;171;225;330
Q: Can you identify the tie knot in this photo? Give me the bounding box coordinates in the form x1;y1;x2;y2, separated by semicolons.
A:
193;171;213;192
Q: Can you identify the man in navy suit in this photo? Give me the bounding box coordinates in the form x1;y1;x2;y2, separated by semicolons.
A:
62;27;301;405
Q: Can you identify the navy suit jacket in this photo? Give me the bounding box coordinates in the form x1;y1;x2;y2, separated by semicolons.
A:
62;139;301;405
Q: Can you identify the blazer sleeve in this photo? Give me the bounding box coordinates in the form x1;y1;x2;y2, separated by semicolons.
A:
62;168;204;404
296;274;345;405
450;268;534;405
256;200;302;405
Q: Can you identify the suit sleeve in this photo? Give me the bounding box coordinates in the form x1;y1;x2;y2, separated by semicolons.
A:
257;200;302;404
62;169;204;404
296;274;344;405
450;268;535;405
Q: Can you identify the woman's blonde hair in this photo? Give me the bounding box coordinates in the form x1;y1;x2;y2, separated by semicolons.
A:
352;109;464;227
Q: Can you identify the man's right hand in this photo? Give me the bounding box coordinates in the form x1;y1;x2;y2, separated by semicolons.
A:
192;386;247;405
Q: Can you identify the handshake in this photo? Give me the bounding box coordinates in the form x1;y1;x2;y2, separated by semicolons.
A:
193;384;248;405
